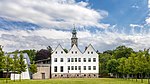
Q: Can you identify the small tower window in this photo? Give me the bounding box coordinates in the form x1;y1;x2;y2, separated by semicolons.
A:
55;51;57;54
61;51;63;54
91;51;93;54
72;51;73;54
75;51;77;54
88;51;89;54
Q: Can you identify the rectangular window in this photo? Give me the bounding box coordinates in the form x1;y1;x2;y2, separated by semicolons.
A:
60;58;63;62
75;58;77;62
67;58;70;62
83;58;86;62
78;58;81;62
75;66;77;70
93;66;96;70
68;66;70;70
93;58;96;62
78;66;81;70
60;66;63;72
71;58;74;62
88;58;91;62
71;66;74;70
84;66;86;70
54;58;57;62
54;66;57;72
88;66;91;70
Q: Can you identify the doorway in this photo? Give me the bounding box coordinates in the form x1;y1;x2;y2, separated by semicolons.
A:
42;73;45;79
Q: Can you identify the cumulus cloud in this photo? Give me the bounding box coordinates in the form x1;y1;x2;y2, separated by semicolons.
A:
0;28;150;52
0;0;109;29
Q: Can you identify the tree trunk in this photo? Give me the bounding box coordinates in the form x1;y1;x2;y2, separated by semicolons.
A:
6;70;8;83
148;74;150;84
141;73;143;83
136;74;138;82
14;72;15;82
132;74;133;81
19;73;21;81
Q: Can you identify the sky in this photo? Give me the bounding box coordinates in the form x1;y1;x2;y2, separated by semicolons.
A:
0;0;150;52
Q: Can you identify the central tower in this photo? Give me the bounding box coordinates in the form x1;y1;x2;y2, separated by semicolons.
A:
71;27;78;47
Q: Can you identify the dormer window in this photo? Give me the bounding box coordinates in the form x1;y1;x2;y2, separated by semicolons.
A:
91;51;93;54
88;51;89;54
55;51;57;54
61;51;63;54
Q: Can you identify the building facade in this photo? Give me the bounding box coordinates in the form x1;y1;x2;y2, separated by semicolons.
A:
51;28;99;78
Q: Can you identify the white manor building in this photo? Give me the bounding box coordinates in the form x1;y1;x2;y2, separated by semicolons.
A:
51;28;99;78
33;28;99;79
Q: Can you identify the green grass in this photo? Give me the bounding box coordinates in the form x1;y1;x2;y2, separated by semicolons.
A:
0;78;148;84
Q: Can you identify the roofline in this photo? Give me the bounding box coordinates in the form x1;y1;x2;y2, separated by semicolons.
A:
68;44;83;54
52;44;67;55
83;44;97;53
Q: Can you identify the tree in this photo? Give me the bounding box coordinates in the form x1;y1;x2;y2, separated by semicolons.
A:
29;62;37;79
21;49;37;64
12;52;19;82
3;54;13;83
113;45;134;59
117;57;126;78
106;59;118;78
99;53;112;77
35;49;51;61
0;45;4;77
18;52;26;81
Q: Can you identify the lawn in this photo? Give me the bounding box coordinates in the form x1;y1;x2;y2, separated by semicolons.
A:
0;78;148;84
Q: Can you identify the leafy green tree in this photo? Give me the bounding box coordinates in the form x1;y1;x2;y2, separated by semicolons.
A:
0;45;5;75
113;45;134;59
12;52;19;82
99;53;112;77
106;59;119;77
3;54;13;83
117;57;126;78
18;52;26;81
29;62;37;79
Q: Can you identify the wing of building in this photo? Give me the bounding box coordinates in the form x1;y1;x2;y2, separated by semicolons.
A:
33;28;99;79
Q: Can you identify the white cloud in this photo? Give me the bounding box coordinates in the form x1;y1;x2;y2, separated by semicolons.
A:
0;0;109;29
129;24;143;28
0;28;150;52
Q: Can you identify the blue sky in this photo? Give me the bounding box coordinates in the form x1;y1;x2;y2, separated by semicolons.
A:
0;0;150;52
